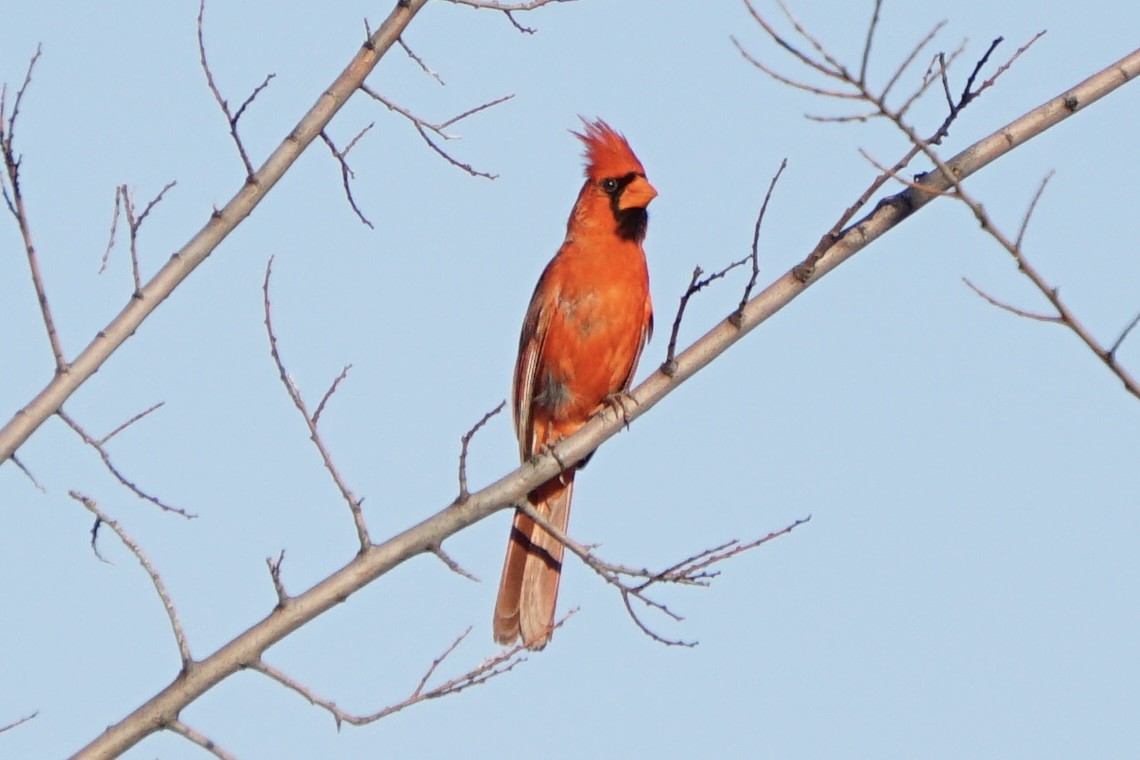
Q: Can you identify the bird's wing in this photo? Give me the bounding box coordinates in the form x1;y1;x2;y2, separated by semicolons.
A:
513;267;558;461
619;294;653;393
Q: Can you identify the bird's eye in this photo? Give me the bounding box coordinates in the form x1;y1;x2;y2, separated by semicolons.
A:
601;178;619;194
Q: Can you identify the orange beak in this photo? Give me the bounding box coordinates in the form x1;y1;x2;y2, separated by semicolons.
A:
618;175;658;211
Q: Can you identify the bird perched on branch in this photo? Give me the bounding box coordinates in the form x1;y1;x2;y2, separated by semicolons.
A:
493;119;657;649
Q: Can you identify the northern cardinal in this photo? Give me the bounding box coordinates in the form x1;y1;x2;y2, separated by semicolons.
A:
493;119;657;649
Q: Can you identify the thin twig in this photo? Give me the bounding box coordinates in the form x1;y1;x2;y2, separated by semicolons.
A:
109;182;178;291
101;401;165;445
9;454;45;491
514;498;808;646
360;84;511;178
197;0;273;177
320;126;375;228
431;545;480;581
1109;312;1140;359
167;720;238;760
266;550;288;605
71;490;193;666
2;46;67;371
1015;171;1054;248
0;711;38;734
962;278;1060;323
99;188;123;274
58;407;192;517
858;0;883;86
313;365;353;426
457;401;506;502
398;38;445;84
662;260;749;376
733;158;788;322
263;257;371;547
251;618;556;728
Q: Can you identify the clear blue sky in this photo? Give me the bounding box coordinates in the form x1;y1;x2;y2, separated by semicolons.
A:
2;1;1138;757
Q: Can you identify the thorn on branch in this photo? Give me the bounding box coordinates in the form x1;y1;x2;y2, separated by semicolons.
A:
457;400;506;502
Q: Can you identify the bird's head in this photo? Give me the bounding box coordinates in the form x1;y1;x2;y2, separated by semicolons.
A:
572;118;657;241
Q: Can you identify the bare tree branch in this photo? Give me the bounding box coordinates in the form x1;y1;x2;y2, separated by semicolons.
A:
266;549;289;606
457;400;506;502
197;0;274;177
0;0;435;467
514;498;810;645
54;13;1140;758
961;278;1060;323
108;181;178;291
263;257;371;547
442;0;576;33
10;454;44;491
735;158;788;319
2;45;67;371
0;711;37;735
250;620;554;728
320;124;376;227
359;85;513;178
662;260;749;377
167;720;238;760
398;38;445;84
71;490;193;667
57;406;190;517
740;2;1136;398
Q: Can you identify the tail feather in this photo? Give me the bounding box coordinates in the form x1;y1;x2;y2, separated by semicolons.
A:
492;476;574;649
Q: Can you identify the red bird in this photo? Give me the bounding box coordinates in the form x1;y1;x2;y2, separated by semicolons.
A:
493;119;657;649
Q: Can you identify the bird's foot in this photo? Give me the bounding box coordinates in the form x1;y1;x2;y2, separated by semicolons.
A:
600;391;638;430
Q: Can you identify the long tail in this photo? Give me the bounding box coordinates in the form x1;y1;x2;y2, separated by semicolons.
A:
492;474;574;649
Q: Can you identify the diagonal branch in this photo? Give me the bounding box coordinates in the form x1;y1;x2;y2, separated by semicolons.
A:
67;40;1140;760
0;0;432;467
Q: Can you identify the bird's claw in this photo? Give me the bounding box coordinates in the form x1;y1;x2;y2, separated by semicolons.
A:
600;391;638;430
